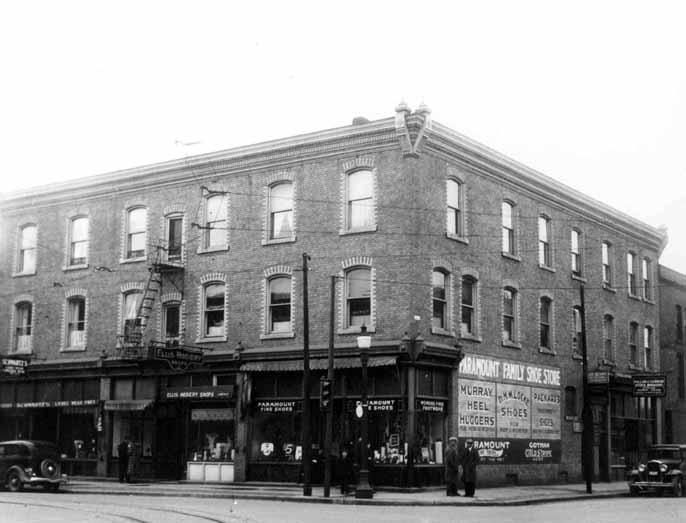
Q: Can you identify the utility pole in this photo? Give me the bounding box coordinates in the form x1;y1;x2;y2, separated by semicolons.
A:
580;284;593;494
301;253;312;496
323;275;336;497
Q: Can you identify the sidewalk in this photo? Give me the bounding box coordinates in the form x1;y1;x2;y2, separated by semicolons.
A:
63;477;629;506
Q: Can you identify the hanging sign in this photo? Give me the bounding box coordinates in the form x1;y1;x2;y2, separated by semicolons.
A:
1;358;28;376
152;343;203;371
632;374;666;397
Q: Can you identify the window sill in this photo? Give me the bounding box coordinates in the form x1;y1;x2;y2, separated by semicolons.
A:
63;263;89;272
446;233;469;245
260;332;296;340
120;257;146;264
339;225;377;236
539;347;557;356
602;283;616;293
601;358;616;368
261;237;296;246
502;340;522;350
461;334;482;343
337;326;376;335
197;246;229;255
9;349;32;356
628;363;643;371
501;252;521;262
61;346;86;352
628;294;642;302
538;264;556;273
11;271;37;278
643;298;656;305
571;274;587;283
431;327;456;337
195;336;228;344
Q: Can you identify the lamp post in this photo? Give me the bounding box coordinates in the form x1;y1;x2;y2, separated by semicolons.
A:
355;324;374;499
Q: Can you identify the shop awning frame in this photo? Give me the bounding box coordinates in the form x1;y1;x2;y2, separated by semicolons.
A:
104;399;154;411
239;356;397;373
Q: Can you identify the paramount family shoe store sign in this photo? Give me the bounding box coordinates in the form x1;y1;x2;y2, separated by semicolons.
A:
458;354;562;465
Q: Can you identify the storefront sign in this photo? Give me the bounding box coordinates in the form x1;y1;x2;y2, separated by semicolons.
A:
256;400;301;413
496;383;531;439
416;399;446;413
191;408;234;421
153;344;203;371
632;374;666;397
1;358;28;376
531;389;562;440
162;386;235;400
471;438;561;464
347;398;400;413
588;371;610;385
459;355;561;387
0;399;98;409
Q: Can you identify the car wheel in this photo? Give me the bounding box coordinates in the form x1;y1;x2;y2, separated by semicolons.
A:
673;477;683;497
7;471;23;492
40;458;59;480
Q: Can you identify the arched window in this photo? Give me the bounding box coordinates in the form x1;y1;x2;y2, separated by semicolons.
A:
432;270;448;331
122;291;142;341
203;283;225;338
502;202;515;255
346;267;371;327
126;208;147;258
540;297;552;349
18;224;37;273
268;276;292;333
14;301;32;353
503;287;517;342
461;276;476;336
204;194;227;249
346;170;373;230
268;182;294;240
446;179;463;237
69;216;89;266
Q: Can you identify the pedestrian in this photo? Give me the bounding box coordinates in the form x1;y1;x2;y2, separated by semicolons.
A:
444;436;460;496
460;438;480;497
338;446;354;495
117;436;130;483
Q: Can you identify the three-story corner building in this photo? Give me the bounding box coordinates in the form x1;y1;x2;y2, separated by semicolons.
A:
0;103;667;487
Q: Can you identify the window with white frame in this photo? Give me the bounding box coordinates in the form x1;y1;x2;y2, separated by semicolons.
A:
629;322;639;366
432;270;448;331
122;291;142;340
14;301;32;353
166;215;183;260
627;252;637;296
572;306;583;354
603;314;614;362
446;179;463;237
163;302;181;343
644;326;653;369
126;208;147;259
69;216;89;266
502;202;515;255
66;296;86;349
204;194;227;249
642;258;652;300
571;229;582;277
267;276;292;333
602;241;612;286
346;267;371;327
268;182;294;240
461;275;476;337
502;287;517;343
17;224;37;273
538;216;551;267
540;297;552;350
346;170;374;230
203;283;225;338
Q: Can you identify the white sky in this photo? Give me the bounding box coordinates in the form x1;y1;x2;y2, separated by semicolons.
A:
1;1;684;272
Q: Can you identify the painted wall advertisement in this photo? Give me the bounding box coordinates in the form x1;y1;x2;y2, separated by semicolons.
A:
458;354;562;464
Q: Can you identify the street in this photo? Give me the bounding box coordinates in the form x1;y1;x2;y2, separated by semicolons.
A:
0;492;684;523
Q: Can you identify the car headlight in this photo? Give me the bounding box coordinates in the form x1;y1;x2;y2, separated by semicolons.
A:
638;464;646;472
660;464;668;473
24;467;33;475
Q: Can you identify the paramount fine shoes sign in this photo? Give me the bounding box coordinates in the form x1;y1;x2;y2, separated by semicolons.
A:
1;358;28;376
632;374;666;397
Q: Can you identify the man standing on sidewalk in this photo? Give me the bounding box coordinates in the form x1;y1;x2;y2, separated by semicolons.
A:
460;438;480;497
118;437;130;483
444;436;460;496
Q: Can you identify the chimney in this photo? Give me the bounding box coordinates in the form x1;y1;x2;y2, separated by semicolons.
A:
352;116;370;125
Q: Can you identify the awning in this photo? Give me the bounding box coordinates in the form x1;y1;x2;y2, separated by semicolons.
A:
240;356;397;373
191;408;234;421
104;399;153;411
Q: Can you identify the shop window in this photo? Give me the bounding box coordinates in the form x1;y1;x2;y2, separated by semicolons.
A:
346;267;371;328
166;214;183;259
167;374;190;388
571;229;582;277
190;374;212;387
190;409;235;462
214;374;236;387
267;276;292;334
66;296;86;350
277;374;301;397
203;193;228;249
446;178;463;237
268;182;294;240
629;322;639;366
203;283;225;338
415;411;446;464
17;224;37;274
431;269;448;331
501;201;515;255
68;216;89;266
538;215;552;267
251;374;277;397
13;301;32;354
540;297;552;350
125;207;147;259
602;241;612;286
418;370;433;396
346;169;374;231
250;411;302;462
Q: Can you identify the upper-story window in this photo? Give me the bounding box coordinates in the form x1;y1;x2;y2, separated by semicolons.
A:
629;321;639;366
17;224;37;274
267;276;292;334
572;306;583;354
571;229;582;277
346;267;371;328
627;252;637;296
69;217;89;266
677;305;684;344
203;283;226;338
66;296;86;350
122;290;142;342
461;275;477;337
166;215;183;260
602;241;612;286
446;179;463;237
538;216;552;267
603;314;614;362
346;170;374;231
13;301;32;354
126;208;147;259
268;182;294;240
163;302;181;344
540;297;552;350
204;194;227;249
642;258;652;301
502;202;515;255
432;270;449;331
644;325;653;369
502;287;517;343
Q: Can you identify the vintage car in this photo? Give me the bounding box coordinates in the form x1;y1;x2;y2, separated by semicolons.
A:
627;444;686;496
0;440;68;492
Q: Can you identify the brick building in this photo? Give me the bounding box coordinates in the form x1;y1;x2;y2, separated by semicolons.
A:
0;103;667;486
659;265;686;444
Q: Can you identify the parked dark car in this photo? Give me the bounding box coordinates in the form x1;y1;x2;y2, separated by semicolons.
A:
627;444;686;496
0;440;67;492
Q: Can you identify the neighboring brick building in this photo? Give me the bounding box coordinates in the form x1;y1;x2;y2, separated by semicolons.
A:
0;103;667;486
659;265;686;444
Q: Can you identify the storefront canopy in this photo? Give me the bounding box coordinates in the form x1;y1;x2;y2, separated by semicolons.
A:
239;356;397;373
104;399;153;411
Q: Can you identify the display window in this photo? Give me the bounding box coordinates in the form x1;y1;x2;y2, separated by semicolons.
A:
250;408;303;462
59;409;98;459
190;409;235;461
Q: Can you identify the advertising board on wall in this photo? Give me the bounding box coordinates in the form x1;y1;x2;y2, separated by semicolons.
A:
458;354;562;464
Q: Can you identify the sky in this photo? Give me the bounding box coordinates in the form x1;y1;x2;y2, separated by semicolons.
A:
1;1;684;272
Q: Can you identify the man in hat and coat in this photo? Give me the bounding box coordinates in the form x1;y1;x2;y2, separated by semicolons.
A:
460;438;480;497
444;436;461;496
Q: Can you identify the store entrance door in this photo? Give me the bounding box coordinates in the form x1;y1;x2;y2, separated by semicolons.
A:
155;405;185;479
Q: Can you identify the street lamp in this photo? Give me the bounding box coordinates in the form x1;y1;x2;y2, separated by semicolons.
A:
355;324;374;499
